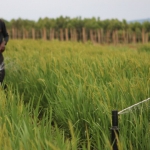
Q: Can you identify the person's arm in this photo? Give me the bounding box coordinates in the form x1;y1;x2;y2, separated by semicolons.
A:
0;20;9;52
1;20;9;45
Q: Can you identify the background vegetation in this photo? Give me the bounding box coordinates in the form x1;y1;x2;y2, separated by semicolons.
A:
2;17;150;44
2;17;150;36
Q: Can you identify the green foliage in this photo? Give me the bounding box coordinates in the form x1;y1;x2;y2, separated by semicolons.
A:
10;18;36;30
84;17;99;29
3;17;150;34
142;21;150;32
137;44;150;53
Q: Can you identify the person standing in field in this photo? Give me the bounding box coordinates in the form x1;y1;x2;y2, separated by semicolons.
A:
0;19;9;85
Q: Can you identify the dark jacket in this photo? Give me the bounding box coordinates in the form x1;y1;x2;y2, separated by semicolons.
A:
0;19;9;64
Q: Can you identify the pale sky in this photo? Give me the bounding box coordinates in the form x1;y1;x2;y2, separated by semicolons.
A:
1;0;150;21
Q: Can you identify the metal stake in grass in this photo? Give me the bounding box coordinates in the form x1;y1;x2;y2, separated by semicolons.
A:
110;110;119;150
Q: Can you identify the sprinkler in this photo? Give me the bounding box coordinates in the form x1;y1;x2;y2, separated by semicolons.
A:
110;110;119;150
110;98;150;150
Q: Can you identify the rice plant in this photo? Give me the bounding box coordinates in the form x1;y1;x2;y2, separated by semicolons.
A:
0;40;149;149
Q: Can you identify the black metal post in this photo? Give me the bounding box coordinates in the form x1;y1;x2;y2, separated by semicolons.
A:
111;110;119;150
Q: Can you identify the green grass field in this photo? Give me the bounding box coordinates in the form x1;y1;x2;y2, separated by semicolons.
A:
0;40;150;150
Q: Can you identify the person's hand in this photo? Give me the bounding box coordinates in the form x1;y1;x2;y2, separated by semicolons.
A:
0;41;6;53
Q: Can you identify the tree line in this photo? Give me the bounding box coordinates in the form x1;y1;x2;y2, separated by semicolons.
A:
2;16;150;43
